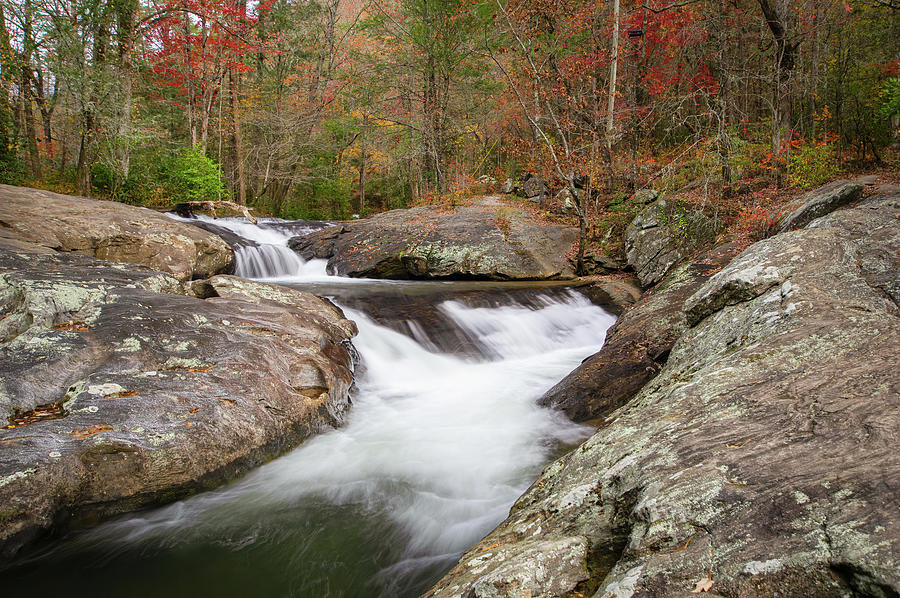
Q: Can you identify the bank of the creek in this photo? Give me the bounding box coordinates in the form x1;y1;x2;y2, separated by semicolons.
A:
2;215;617;597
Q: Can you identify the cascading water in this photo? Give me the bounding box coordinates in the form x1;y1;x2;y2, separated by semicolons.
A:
166;213;333;279
5;216;617;598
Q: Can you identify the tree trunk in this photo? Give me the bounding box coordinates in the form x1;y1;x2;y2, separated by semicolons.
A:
604;0;620;192
227;68;247;204
76;112;92;195
115;0;137;181
22;68;41;179
21;0;40;179
358;113;368;215
757;0;798;188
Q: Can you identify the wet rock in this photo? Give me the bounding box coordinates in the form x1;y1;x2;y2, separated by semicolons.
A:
289;200;577;280
187;219;259;250
0;184;233;280
625;199;717;288
541;244;740;422
0;244;356;557
775;180;863;233
576;276;642;315
580;250;626;275
426;192;900;597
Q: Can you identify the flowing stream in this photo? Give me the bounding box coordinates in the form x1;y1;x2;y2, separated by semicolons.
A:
5;216;616;597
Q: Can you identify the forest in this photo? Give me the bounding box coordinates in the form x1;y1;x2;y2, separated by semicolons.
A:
1;0;898;223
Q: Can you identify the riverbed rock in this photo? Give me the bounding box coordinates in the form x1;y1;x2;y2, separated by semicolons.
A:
289;199;578;280
426;191;900;597
624;199;717;288
542;243;740;422
775;180;863;233
575;276;642;315
580;250;626;275
0;244;356;557
0;185;234;280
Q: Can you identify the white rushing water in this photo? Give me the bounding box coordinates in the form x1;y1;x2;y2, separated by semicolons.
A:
81;292;613;565
166;213;333;280
77;214;618;594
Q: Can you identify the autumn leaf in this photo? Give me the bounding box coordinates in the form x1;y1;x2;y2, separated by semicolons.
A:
691;577;714;593
71;424;113;439
105;390;139;399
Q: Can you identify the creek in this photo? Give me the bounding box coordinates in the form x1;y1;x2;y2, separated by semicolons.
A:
5;216;616;597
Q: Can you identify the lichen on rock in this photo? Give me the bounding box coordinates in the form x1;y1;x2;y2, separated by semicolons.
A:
0;243;356;557
426;190;900;597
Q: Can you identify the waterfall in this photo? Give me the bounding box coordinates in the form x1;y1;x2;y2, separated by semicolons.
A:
10;216;617;598
166;213;332;279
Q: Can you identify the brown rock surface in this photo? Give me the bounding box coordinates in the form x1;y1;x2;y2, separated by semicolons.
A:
0;244;356;557
0;184;233;280
289;199;578;280
774;179;863;233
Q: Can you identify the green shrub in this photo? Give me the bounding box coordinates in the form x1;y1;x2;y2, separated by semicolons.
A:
162;146;228;204
0;153;23;185
787;135;841;189
90;163;115;193
881;77;900;121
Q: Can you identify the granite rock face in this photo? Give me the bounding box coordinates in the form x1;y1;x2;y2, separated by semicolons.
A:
541;244;740;422
426;191;900;597
0;245;356;557
289;199;578;280
624;199;717;288
775;180;863;233
0;185;233;280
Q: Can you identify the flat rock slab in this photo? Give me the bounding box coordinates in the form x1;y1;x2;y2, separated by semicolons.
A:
0;246;356;557
289;200;578;280
775;180;863;233
0;185;233;280
426;192;900;597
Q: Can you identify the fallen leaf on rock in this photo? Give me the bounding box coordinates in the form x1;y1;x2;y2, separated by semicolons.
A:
726;438;753;448
54;321;90;332
691;577;714;593
6;403;67;428
105;390;139;399
70;424;113;439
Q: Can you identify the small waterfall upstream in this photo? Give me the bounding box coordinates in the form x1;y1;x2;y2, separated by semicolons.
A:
166;213;334;279
6;215;616;598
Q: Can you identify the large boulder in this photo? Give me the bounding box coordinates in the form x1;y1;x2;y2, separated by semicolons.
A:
775;180;863;232
0;244;356;557
541;243;740;422
289;199;578;280
625;199;717;288
512;173;548;199
425;191;900;597
0;185;233;280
